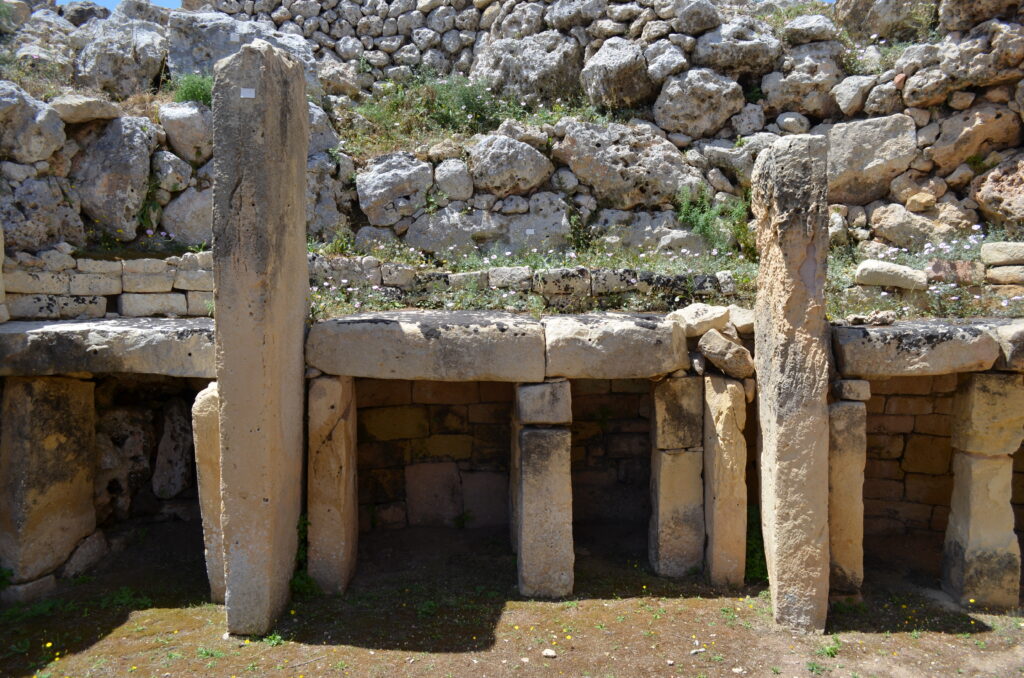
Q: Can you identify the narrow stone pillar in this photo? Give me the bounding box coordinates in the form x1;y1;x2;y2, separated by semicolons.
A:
703;375;747;588
649;375;705;577
752;134;831;632
0;377;95;584
307;376;358;595
212;41;309;635
0;225;8;322
513;379;573;597
192;382;224;604
828;400;866;595
942;372;1024;608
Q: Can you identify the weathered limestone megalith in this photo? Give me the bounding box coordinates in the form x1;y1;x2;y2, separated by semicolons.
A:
828;400;866;595
0;377;95;584
512;380;574;597
307;376;358;595
0;225;8;323
192;382;224;603
752;134;831;632
649;375;706;577
942;373;1024;608
703;375;747;588
212;40;309;635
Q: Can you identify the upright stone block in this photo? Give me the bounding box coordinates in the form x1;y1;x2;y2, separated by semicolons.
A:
191;382;224;603
0;225;8;323
307;376;358;595
516;427;574;597
828;400;866;594
0;377;95;583
651;375;703;450
649;448;704;577
951;373;1024;456
516;379;571;425
942;453;1020;608
752;134;831;632
212;41;309;635
703;376;747;588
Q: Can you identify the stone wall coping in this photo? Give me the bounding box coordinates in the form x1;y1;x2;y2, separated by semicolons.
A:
0;318;215;378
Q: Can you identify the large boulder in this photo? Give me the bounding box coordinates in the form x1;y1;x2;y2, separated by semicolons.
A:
73;13;167;99
158;101;213;165
468;134;553;198
160;186;213;245
355;152;433;227
544;0;607;30
8;10;77;80
70;116;161;241
61;0;109;26
306;151;353;238
665;0;720;34
49;94;121;124
761;41;843;118
469;30;582;105
0;82;64;165
653;68;744;138
833;0;937;40
869;202;964;249
699;132;779;187
404;205;506;253
307;102;339;156
581;37;656;108
971;153;1024;235
939;0;1020;31
552;120;706;209
782;14;838;44
692;16;782;79
927;103;1022;175
1;176;85;251
167;10;318;90
827;114;917;205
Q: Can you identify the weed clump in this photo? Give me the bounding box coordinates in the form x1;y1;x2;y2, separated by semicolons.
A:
171;74;213;107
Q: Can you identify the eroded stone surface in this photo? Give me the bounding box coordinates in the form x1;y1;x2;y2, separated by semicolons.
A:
543;313;687;379
651;375;703;450
649;448;704;577
828;400;866;594
516;379;571;425
951;372;1024;457
703;375;746;588
191;382;224;603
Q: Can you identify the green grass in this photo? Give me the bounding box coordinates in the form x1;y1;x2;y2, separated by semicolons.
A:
674;187;754;259
169;74;213;107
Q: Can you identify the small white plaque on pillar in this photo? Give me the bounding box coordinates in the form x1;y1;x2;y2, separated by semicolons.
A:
240;88;256;99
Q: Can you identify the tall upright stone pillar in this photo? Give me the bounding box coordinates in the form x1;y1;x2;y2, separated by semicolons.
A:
0;225;8;323
212;41;309;635
649;374;704;577
703;375;747;588
192;382;224;603
0;377;95;585
307;376;358;595
828;399;866;595
513;379;574;597
752;134;831;632
943;372;1024;608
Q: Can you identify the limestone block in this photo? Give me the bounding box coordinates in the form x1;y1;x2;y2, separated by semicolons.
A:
980;242;1024;267
69;273;121;296
833;379;870;401
698;328;755;379
4;270;70;295
0;318;214;378
306;311;545;382
187;290;214;316
123;272;175;293
942;452;1020;608
192;382;224;603
990;321;1024;372
0;575;56;605
951;372;1024;457
174;268;215;291
752;134;831;632
122;258;167;274
516;380;572;425
669;302;730;337
461;471;509;527
833;322;1000;379
533;267;591;296
58;295;106;320
651;375;703;450
516;427;574;597
828;401;866;594
985;266;1024;285
543;313;688;379
0;377;96;583
151;398;193;499
406;462;463;526
703;376;747;588
118;293;187;317
77;259;123;274
649;448;704;577
213;40;309;636
5;294;61;320
853;260;926;290
307;376;358;594
58;530;108;578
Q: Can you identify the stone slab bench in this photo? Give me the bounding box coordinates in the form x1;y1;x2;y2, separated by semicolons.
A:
832;319;1024;379
305;310;689;382
0;318;215;378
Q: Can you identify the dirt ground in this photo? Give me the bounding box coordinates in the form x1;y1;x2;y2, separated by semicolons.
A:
1;519;1022;678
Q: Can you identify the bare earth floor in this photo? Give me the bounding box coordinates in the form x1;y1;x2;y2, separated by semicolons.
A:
1;521;1022;678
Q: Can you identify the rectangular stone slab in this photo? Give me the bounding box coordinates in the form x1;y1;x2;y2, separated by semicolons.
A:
543;313;687;379
306;311;545;382
191;382;224;603
0;318;214;378
648;448;704;577
828;400;866;594
703;376;747;588
832;321;1000;379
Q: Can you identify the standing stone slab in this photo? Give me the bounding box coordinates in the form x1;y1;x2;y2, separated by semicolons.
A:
828;400;866;595
0;377;95;583
0;225;8;323
212;41;309;636
752;134;831;632
649;448;704;577
516;379;571;425
307;376;358;595
651;375;703;450
703;376;747;588
192;382;224;603
516;427;574;597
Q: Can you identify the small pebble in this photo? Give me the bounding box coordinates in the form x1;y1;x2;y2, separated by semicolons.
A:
542;648;557;658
